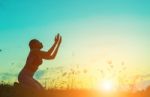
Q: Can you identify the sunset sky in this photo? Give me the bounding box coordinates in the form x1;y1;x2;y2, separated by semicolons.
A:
0;0;150;90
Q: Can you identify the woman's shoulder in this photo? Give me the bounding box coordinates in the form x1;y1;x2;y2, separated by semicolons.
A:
30;49;40;54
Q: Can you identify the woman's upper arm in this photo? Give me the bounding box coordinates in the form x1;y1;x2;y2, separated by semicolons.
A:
34;50;53;60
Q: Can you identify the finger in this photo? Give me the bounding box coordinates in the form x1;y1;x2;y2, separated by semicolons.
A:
59;34;61;40
55;36;57;40
56;34;59;39
59;36;62;42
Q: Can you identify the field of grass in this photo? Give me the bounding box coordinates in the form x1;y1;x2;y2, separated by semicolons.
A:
0;83;150;97
0;64;149;97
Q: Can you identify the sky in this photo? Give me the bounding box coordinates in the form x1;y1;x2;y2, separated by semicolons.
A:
0;0;150;89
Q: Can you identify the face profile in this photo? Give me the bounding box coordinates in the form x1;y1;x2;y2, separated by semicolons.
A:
29;39;43;49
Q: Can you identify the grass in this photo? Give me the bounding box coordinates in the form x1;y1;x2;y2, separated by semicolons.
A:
1;64;150;97
0;83;150;97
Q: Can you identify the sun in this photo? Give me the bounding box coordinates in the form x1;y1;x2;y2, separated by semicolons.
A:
97;79;115;92
102;80;113;91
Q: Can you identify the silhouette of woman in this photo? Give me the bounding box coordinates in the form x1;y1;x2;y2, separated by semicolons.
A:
18;33;62;90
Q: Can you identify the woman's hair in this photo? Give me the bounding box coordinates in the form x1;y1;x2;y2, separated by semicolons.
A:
29;39;43;49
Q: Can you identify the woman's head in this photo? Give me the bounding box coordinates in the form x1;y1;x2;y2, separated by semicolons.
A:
29;39;43;49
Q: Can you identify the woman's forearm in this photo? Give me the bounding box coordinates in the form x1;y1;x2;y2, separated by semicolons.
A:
51;43;61;59
47;42;57;55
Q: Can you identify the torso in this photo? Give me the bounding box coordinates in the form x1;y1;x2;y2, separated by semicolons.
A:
21;49;43;76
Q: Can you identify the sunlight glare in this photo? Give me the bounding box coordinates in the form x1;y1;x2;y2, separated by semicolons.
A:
98;79;115;92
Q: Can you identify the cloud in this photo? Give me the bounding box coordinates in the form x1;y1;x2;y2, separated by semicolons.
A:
0;69;47;82
140;74;150;79
0;72;17;81
136;80;150;90
34;70;46;79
